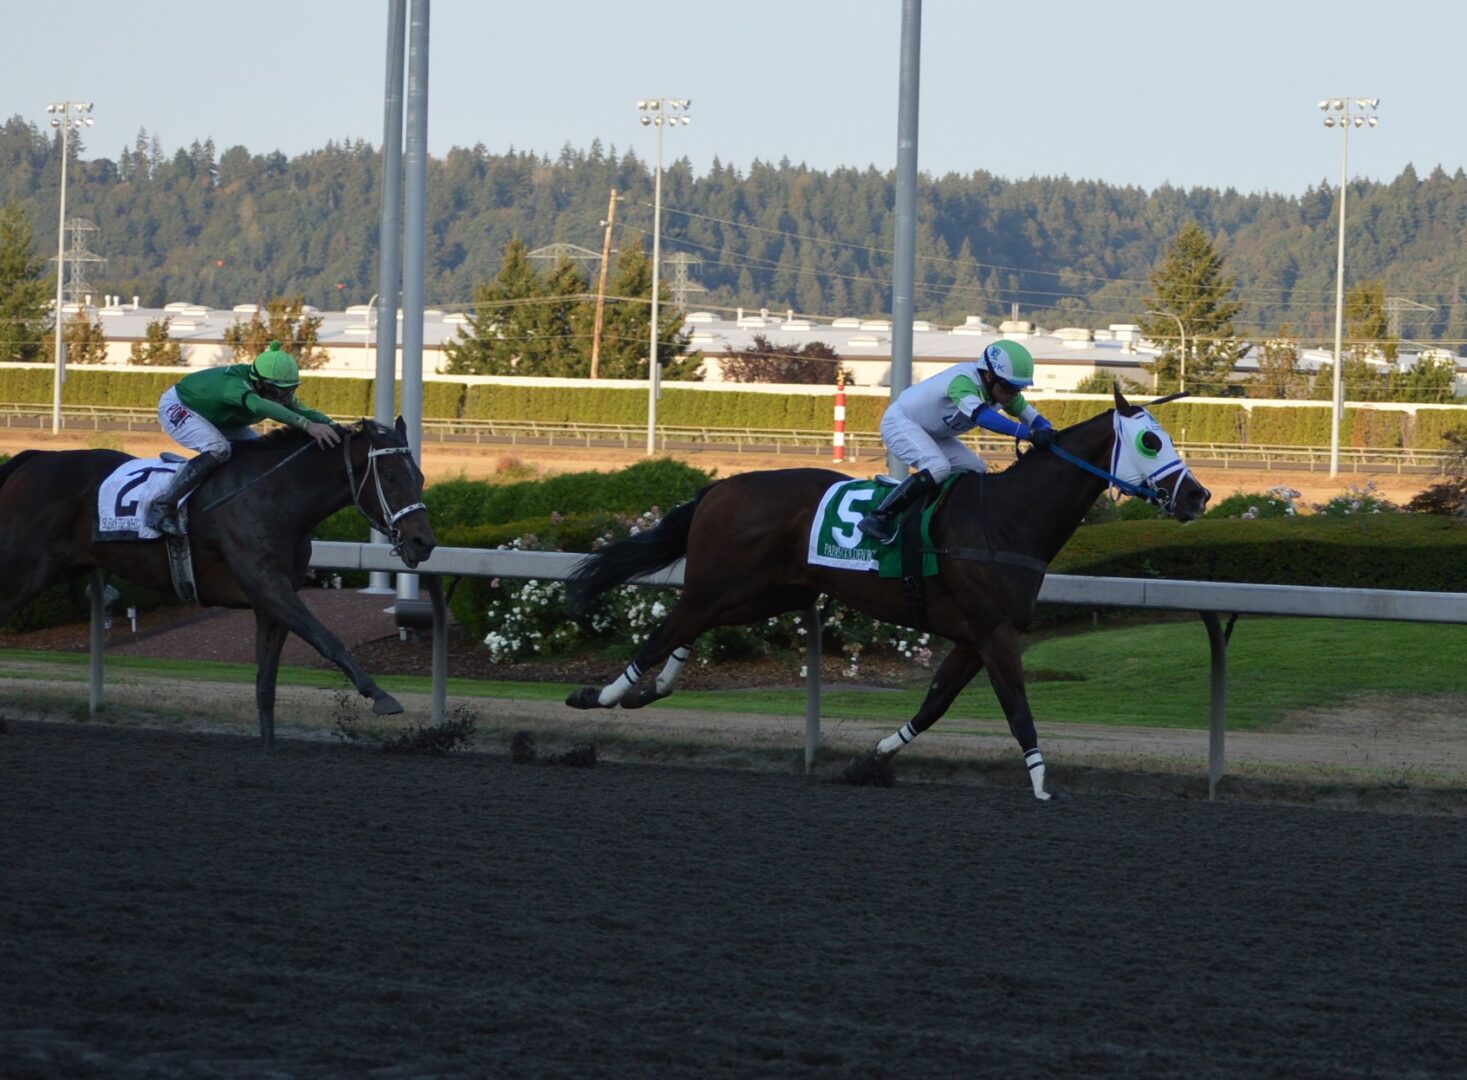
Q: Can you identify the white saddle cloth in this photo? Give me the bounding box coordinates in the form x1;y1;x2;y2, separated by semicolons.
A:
95;457;189;541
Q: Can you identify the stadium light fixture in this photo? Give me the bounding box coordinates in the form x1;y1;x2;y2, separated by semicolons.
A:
1319;95;1381;478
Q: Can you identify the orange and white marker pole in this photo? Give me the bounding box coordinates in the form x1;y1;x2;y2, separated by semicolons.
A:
832;369;847;463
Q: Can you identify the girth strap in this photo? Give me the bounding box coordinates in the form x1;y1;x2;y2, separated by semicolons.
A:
926;546;1050;575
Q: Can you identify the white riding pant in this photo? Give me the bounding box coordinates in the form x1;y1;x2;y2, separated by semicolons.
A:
880;404;987;482
158;386;260;460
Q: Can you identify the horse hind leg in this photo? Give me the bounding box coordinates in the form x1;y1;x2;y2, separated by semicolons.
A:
619;643;693;709
979;623;1062;802
565;623;695;711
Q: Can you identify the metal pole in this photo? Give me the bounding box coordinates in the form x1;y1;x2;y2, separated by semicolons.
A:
1329;118;1350;479
397;0;428;610
1200;612;1229;801
803;602;822;774
367;0;407;595
647;122;663;456
888;0;921;477
52;116;69;437
1147;310;1185;392
88;569;106;715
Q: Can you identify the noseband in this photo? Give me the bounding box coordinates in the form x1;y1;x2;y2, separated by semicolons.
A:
342;431;428;559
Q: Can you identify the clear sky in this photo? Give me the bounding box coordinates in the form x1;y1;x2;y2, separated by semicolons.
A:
9;0;1463;196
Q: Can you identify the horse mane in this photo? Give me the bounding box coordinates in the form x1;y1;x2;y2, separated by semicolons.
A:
999;407;1113;480
229;418;384;456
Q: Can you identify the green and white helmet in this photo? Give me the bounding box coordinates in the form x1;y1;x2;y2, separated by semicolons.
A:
980;339;1035;388
250;340;300;389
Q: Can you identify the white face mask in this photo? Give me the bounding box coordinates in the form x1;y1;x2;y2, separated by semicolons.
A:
1111;408;1192;503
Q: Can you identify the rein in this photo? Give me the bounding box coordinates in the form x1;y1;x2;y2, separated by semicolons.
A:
194;428;428;558
197;441;316;513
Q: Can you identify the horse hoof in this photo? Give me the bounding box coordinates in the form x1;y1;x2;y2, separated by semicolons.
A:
835;752;896;788
373;694;404;716
620;685;666;710
1036;790;1072;803
565;687;605;709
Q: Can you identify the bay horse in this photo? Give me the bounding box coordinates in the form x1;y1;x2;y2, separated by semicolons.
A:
564;389;1209;799
0;418;436;749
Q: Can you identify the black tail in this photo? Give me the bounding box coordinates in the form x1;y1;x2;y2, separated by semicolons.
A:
566;487;712;613
0;450;42;495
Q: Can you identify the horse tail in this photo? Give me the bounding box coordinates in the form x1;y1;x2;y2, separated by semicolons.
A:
0;450;42;496
566;486;712;613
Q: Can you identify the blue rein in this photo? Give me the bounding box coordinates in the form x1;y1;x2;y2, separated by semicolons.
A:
1048;444;1164;504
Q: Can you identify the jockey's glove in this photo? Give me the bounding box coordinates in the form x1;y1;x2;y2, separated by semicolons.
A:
1027;425;1057;449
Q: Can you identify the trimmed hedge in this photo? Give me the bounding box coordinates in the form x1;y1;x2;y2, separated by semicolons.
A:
5;365;1464;445
1053;514;1467;592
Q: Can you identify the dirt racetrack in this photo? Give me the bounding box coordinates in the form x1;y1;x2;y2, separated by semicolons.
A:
4;719;1465;1078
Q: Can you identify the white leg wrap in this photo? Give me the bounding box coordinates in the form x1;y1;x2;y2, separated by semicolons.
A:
1025;748;1051;800
598;662;641;707
655;646;691;694
877;722;919;757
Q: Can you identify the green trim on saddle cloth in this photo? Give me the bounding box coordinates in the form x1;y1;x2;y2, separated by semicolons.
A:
806;473;964;578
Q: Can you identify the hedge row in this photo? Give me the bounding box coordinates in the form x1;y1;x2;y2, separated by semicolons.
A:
1053;514;1467;592
7;367;1467;447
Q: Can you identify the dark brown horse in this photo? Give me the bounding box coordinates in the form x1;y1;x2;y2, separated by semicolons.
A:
0;418;436;749
564;389;1209;799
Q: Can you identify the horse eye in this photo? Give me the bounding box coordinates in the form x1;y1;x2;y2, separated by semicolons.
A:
1141;431;1163;453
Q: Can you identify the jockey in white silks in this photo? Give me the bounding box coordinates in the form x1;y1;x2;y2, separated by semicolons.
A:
858;338;1056;544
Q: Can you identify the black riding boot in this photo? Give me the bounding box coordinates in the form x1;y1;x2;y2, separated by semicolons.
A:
144;453;223;537
857;469;937;545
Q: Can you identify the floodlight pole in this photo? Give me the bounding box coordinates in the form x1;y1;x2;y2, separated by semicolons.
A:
46;101;94;435
637;97;691;456
1320;96;1380;478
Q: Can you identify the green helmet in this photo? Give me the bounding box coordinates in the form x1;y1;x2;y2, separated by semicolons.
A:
250;341;300;388
981;339;1035;388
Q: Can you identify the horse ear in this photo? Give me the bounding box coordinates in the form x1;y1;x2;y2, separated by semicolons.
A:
1114;385;1140;418
395;415;407;438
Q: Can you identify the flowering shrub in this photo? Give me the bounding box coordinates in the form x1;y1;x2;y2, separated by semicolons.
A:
1205;487;1300;520
481;505;941;676
1312;481;1398;517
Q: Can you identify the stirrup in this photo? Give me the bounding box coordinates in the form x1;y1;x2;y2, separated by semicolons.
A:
147;504;184;537
857;513;897;545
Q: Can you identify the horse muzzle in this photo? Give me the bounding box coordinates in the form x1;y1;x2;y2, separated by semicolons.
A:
396;534;436;569
1166;478;1211;522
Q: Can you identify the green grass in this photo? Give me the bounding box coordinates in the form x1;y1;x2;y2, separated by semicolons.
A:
4;617;1465;732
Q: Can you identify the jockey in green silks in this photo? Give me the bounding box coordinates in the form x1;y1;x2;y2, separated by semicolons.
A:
144;341;341;536
857;338;1056;544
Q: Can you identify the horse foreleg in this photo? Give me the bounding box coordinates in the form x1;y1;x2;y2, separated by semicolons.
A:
979;624;1053;801
253;610;289;753
876;643;985;756
841;644;984;786
251;579;402;717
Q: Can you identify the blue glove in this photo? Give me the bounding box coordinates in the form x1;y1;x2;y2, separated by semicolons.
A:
1027;417;1056;449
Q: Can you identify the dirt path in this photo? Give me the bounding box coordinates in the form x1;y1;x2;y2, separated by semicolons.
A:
3;718;1465;1077
0;426;1439;507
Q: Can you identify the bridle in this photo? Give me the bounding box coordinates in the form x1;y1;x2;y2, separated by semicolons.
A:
342;429;428;559
1045;411;1194;516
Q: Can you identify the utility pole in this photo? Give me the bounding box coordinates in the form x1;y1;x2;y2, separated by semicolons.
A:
590;187;618;380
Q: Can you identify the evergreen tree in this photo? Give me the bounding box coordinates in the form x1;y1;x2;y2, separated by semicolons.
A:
594;240;698;381
128;316;183;366
223;297;328;368
44;313;110;364
443;238;541;375
1344;279;1397;363
1247;327;1309;399
1139;222;1247;395
0;202;51;362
